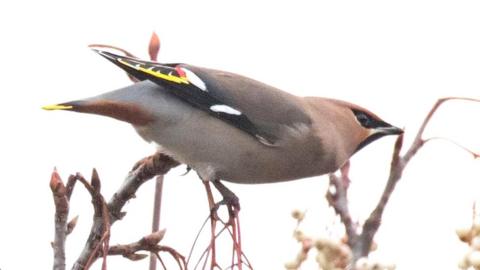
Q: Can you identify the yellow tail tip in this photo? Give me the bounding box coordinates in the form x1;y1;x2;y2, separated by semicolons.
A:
42;104;73;110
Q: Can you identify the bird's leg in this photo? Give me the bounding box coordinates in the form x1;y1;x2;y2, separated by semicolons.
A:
131;151;180;172
211;180;241;220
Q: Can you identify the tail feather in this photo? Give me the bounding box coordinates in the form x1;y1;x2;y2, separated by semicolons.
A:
91;48;277;146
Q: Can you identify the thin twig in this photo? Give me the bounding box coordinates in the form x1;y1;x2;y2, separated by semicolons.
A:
106;230;187;270
200;179;249;269
403;97;480;163
202;181;220;270
223;223;253;270
193;226;229;270
424;136;480;159
87;44;140;82
155;253;168;270
148;33;163;270
107;230;166;257
87;44;138;58
71;153;179;270
159;246;187;270
187;215;212;264
150;176;164;270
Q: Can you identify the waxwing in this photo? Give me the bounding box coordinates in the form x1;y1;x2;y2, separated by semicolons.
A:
44;50;402;186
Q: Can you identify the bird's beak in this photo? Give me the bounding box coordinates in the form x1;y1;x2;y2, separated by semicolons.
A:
42;100;86;111
376;125;404;136
42;103;74;111
355;124;403;153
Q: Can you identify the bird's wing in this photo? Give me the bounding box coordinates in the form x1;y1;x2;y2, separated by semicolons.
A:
94;49;311;146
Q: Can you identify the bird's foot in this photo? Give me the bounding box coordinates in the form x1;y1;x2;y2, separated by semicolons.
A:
131;152;180;179
132;152;162;171
210;194;240;222
211;180;240;223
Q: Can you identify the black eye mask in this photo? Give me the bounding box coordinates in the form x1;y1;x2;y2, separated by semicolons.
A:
351;109;390;129
351;109;398;153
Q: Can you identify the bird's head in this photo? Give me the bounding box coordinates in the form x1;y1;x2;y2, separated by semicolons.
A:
349;106;403;152
307;97;403;159
42;81;157;126
329;99;403;154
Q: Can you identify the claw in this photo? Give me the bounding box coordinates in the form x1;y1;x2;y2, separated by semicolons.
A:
210;180;240;224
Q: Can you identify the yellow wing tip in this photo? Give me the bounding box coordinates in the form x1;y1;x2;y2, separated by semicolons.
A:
42;104;73;111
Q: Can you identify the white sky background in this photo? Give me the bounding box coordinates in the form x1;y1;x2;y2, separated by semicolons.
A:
1;0;480;269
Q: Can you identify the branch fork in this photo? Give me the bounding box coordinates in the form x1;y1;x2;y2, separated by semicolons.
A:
327;97;480;265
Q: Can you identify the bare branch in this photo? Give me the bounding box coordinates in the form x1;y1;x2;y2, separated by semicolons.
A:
150;176;164;270
107;230;186;270
357;97;480;259
73;171;111;270
71;153;179;270
202;181;221;269
51;169;69;270
108;230;166;257
353;134;404;260
148;32;163;270
403;97;480;163
424;136;480;159
328;97;480;264
326;163;357;247
109;153;179;222
87;44;138;58
186;215;210;265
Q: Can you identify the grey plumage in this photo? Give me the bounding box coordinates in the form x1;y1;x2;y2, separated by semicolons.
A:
43;50;402;184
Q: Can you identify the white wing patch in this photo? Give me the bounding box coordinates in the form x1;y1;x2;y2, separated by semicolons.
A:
210;105;242;115
181;68;207;91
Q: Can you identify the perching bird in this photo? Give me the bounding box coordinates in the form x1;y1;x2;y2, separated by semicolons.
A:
43;49;402;198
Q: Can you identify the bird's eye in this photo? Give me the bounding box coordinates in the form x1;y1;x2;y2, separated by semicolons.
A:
352;110;372;127
356;113;370;125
